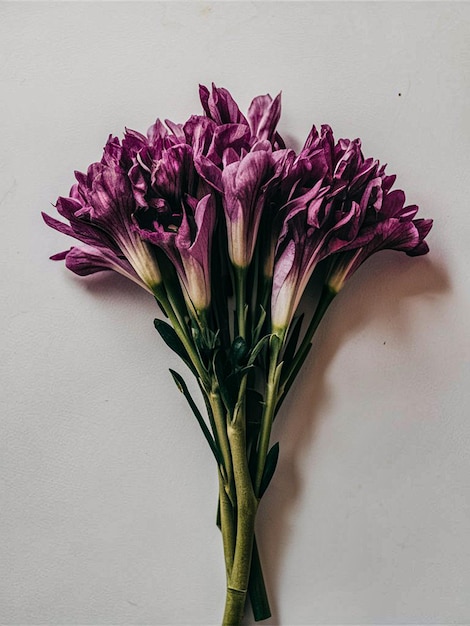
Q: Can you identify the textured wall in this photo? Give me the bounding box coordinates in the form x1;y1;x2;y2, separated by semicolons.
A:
1;2;468;624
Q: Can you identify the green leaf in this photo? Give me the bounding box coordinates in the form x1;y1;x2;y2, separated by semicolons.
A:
169;369;223;467
153;296;169;319
252;306;267;344
247;334;271;367
259;442;280;498
277;344;312;414
154;319;189;361
282;313;304;368
216;498;221;529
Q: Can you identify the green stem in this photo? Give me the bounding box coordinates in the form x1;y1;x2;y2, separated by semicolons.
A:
219;473;236;577
254;339;282;497
154;288;208;385
222;419;258;626
235;266;247;340
210;388;235;506
278;284;336;408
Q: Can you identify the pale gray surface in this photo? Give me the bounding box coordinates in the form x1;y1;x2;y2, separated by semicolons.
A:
0;2;469;624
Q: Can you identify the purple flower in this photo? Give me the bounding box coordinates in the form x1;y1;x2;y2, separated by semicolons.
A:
220;145;273;269
199;83;285;149
135;193;216;313
311;132;432;291
270;125;432;331
44;84;433;330
126;117;218;313
196;86;286;270
260;137;331;279
270;180;362;332
43;136;162;292
326;189;433;292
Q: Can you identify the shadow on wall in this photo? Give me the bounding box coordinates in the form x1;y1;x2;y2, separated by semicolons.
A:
253;250;449;625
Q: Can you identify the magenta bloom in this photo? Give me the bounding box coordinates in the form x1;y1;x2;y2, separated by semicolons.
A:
44;83;432;329
135;192;216;313
127;118;218;313
196;84;287;269
271;181;362;332
327;189;433;292
270;126;432;331
42;136;162;293
199;83;284;148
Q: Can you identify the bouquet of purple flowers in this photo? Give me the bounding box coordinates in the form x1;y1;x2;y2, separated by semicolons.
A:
43;84;432;625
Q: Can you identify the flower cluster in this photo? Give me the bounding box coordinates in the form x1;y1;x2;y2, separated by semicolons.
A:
44;84;432;626
44;84;431;333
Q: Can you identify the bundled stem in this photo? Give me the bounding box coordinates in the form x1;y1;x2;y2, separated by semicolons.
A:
223;418;258;625
155;269;339;625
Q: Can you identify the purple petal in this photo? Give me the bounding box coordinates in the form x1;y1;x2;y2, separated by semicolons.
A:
247;92;282;142
122;128;148;159
222;150;271;219
359;177;383;213
55;196;83;220
200;83;248;125
147;118;168;145
128;163;149;207
207;124;252;163
59;245;151;292
380;189;406;218
187;194;216;265
42;212;76;238
183;115;217;156
150;143;193;201
194;154;223;192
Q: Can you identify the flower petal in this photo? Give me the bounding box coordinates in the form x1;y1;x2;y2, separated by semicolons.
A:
247;92;282;143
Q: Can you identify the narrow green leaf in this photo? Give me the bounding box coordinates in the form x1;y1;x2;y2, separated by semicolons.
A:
216;498;221;529
154;296;169;319
282;313;304;368
252;306;267;344
247;334;271;367
169;369;223;467
276;344;312;414
154;319;188;361
259;442;280;498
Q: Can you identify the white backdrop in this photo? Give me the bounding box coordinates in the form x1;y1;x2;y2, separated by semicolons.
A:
1;2;469;625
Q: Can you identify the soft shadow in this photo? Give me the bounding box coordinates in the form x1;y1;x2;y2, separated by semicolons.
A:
250;253;449;626
77;271;153;304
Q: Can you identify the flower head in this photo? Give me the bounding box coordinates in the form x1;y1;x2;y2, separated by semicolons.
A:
43;135;162;293
44;83;433;338
270;180;362;333
199;83;284;149
270;125;432;332
128;117;218;313
196;84;285;270
326;189;433;292
135;192;216;313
